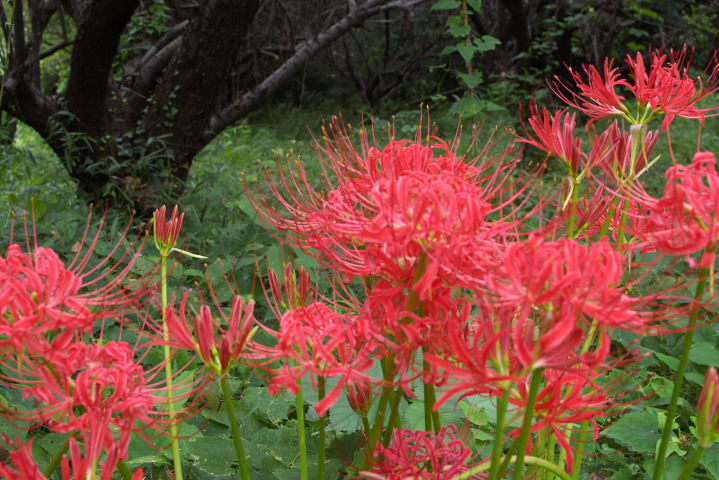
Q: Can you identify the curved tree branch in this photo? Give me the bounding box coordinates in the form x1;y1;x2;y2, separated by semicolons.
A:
210;0;425;133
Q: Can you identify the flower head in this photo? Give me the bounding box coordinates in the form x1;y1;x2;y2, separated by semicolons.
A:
153;205;184;256
359;425;484;480
166;291;258;376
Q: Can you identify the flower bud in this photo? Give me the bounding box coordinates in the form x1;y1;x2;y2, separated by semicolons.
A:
697;367;719;448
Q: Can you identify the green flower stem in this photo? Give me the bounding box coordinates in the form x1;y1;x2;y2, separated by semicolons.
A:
117;460;134;480
220;376;251;480
160;255;184;480
678;446;707;480
570;420;590;480
318;376;327;480
382;384;404;447
368;356;395;459
453;455;573;480
653;267;709;480
565;176;580;239
513;368;544;480
422;346;441;433
296;374;309;480
43;436;69;478
489;388;512;480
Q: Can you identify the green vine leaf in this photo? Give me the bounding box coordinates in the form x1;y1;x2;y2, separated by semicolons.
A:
430;0;461;11
474;35;501;52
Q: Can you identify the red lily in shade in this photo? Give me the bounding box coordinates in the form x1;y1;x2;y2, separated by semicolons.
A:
359;425;485;480
626;49;719;130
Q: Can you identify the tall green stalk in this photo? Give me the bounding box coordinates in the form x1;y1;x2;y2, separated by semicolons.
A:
318;376;327;480
296;376;310;480
220;376;251;480
513;369;544;480
161;255;184;480
653;267;709;480
489;388;512;479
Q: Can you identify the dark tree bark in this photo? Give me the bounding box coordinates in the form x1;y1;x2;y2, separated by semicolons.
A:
0;0;415;215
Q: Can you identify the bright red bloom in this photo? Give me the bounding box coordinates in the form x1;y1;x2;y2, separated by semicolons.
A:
166;291;257;376
0;216;152;359
634;151;719;263
254;301;375;417
552;49;719;130
626;50;719;130
250;120;536;298
359;425;485;480
518;104;584;175
551;59;630;127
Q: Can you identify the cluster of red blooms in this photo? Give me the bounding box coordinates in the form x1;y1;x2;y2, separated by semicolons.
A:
248;48;719;477
1;46;718;479
0;214;188;479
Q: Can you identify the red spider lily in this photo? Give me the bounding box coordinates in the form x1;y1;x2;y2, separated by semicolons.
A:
551;59;630;127
507;369;623;473
0;341;171;479
494;237;647;333
0;436;144;480
626;49;719;130
697;366;719;448
518;104;584;175
253;301;376;417
358;425;485;480
0;209;156;365
165;291;258;376
153;205;184;256
249;120;541;297
620;151;719;264
552;49;719;130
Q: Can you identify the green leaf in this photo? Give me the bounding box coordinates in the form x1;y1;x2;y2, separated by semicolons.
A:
456;43;475;65
430;0;461;11
241;386;291;423
689;342;719;366
182;436;238;477
466;0;482;12
458;71;483;89
440;45;458;56
602;412;662;453
701;444;719;480
447;17;472;38
474;35;501;52
654;352;679;371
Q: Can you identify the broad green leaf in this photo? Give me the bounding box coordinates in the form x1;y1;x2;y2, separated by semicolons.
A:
458;71;483;89
430;0;461;11
654;352;679;371
440;45;458;56
456;43;475;65
689;342;719;365
603;412;661;453
701;444;719;479
242;386;290;423
466;0;482;12
182;436;238;477
474;35;501;52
